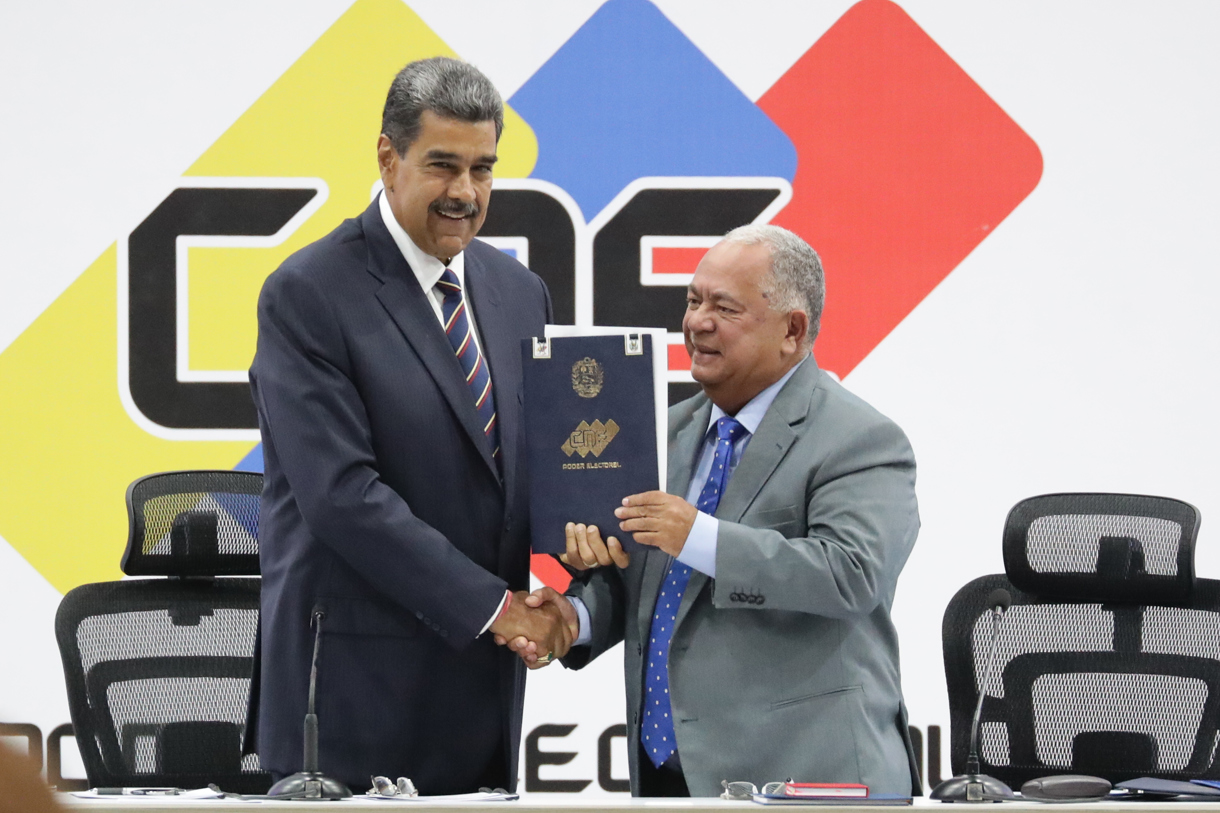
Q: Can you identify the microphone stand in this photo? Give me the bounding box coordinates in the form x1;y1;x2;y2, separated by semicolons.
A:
931;590;1016;803
267;609;352;800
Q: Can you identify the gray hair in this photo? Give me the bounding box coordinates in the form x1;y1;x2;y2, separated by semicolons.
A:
382;57;504;155
723;223;825;346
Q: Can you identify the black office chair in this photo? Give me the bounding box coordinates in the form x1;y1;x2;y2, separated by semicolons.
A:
54;470;271;793
943;492;1220;786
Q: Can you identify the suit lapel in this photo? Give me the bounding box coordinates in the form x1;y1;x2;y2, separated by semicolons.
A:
464;247;526;576
715;358;819;523
362;205;499;482
672;359;819;631
668;400;710;498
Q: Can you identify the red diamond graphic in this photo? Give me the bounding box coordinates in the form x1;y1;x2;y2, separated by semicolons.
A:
759;0;1043;377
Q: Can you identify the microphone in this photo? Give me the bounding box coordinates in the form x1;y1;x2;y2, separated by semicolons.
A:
931;588;1016;803
267;608;352;800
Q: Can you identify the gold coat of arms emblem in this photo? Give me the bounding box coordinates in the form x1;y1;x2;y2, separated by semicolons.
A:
571;357;604;398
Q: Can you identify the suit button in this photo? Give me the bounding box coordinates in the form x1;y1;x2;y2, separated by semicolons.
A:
730;592;740;602
415;611;423;619
757;596;766;605
637;643;642;655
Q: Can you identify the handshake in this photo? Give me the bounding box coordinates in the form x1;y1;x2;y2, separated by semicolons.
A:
488;521;632;668
488;586;577;669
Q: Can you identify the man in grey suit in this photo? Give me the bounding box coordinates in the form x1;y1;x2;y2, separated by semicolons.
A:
509;224;921;796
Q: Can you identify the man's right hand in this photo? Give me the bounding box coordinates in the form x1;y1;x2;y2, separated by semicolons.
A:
489;590;572;666
559;522;630;571
495;587;579;669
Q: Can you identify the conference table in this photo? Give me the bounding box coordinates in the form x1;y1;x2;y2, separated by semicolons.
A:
55;797;1220;813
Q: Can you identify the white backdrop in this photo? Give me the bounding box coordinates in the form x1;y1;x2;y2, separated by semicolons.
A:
2;0;1220;795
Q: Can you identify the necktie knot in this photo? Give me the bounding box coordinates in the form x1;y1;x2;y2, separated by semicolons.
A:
716;415;747;443
436;268;462;299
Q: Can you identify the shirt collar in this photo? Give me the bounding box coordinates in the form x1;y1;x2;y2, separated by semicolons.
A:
706;355;808;437
377;190;465;290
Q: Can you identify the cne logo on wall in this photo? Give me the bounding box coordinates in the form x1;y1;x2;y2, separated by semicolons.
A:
0;0;1041;595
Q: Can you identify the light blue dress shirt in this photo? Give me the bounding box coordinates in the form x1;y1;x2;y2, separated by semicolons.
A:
570;358;807;647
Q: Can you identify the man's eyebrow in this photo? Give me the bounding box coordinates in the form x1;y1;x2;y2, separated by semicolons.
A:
708;290;745;308
421;149;498;165
688;286;744;307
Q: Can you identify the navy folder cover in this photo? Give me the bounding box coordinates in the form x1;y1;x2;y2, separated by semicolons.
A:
522;334;659;554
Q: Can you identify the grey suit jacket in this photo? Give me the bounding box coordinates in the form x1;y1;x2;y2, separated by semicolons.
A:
565;356;921;796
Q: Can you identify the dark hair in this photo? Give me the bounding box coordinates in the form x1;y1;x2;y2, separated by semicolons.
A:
381;57;504;155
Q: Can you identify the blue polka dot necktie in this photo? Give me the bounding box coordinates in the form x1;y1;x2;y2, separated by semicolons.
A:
436;269;500;465
641;415;748;767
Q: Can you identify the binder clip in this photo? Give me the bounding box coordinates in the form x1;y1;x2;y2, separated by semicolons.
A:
532;337;551;359
625;333;643;355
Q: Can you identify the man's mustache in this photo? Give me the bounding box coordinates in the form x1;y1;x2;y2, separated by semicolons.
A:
430;199;480;218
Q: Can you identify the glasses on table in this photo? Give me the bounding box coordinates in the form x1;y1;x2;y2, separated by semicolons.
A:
721;780;787;800
367;776;418;797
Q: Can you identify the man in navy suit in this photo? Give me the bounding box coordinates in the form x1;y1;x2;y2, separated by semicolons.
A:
249;57;567;794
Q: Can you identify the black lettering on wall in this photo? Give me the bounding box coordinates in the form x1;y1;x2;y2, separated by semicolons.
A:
0;722;42;772
481;187;577;326
596;724;630;792
127;187;317;430
524;724;591;793
908;724;923;793
927;724;943;787
48;723;87;791
591;185;782;404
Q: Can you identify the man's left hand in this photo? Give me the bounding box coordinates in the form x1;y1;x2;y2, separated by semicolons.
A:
615;491;697;557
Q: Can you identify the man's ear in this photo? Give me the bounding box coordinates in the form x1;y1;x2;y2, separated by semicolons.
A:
376;134;396;184
785;309;809;354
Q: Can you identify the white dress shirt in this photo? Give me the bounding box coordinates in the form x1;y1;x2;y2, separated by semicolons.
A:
377;192;487;358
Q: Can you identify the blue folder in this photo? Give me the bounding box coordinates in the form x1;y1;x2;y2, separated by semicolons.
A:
522;334;659;554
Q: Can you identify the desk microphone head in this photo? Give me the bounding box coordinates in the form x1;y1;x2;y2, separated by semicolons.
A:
987;588;1012;612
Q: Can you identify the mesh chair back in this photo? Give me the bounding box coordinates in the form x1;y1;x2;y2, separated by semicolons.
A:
56;581;270;791
943;493;1216;786
55;470;270;792
1003;492;1198;604
944;575;1220;785
123;470;262;577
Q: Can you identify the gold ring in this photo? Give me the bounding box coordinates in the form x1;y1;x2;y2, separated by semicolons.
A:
582;559;598;568
536;651;554;664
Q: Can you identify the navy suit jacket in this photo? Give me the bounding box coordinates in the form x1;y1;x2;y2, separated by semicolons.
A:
249;200;551;792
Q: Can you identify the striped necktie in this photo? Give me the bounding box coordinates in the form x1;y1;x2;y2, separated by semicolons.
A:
640;415;748;767
436;269;500;465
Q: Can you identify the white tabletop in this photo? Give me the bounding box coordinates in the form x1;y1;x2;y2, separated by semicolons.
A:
55;796;1220;813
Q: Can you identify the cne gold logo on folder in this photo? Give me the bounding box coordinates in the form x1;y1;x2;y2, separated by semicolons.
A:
562;419;619;458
